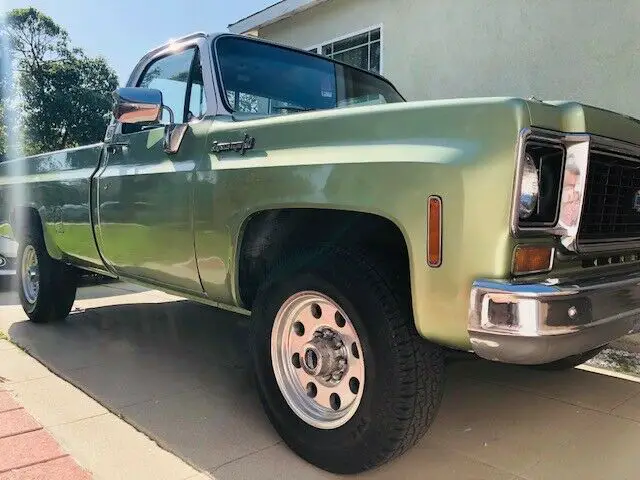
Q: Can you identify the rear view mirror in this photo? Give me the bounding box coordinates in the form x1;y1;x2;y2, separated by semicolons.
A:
111;87;186;155
112;87;163;124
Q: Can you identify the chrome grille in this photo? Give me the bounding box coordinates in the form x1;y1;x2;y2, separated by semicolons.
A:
579;148;640;244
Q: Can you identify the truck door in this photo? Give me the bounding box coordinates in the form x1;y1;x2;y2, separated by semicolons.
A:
95;46;208;294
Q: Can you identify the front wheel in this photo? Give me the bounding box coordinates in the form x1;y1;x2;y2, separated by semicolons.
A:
251;248;444;474
17;232;77;323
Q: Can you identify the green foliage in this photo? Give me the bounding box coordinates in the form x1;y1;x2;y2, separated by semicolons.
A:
5;7;118;156
6;7;68;67
0;101;5;160
0;52;6;160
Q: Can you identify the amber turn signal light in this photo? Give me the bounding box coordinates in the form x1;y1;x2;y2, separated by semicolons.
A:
427;196;442;267
512;245;554;275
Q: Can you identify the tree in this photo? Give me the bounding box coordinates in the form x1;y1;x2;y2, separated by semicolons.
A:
0;96;5;161
0;49;7;160
5;8;118;155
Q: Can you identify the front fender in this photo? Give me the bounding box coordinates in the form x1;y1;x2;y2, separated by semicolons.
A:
194;98;530;348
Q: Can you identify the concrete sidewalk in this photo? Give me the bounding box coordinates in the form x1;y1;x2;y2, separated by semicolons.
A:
0;338;208;480
0;386;90;479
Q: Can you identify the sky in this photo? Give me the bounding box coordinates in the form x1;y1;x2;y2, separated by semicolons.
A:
2;0;275;83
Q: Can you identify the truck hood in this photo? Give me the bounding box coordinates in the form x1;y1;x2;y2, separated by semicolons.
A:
525;99;640;145
336;96;640;146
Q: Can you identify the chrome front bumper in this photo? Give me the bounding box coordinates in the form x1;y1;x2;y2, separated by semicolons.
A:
468;271;640;364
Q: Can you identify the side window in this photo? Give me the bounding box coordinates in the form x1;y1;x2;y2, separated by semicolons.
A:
138;48;207;124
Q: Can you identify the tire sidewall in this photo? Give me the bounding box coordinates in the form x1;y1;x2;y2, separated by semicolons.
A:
17;233;55;322
17;235;43;315
252;259;410;470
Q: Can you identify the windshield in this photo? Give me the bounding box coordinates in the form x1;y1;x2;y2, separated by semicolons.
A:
214;36;404;116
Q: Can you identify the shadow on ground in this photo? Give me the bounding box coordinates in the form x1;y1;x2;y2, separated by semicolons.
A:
5;294;640;479
0;274;140;305
0;275;15;291
7;300;274;476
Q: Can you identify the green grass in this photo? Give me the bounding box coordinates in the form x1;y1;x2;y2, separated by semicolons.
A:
586;348;640;376
0;331;8;341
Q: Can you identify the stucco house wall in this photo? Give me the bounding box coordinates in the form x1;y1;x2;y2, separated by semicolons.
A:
252;0;640;118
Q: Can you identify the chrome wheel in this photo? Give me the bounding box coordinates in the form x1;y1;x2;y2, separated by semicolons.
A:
271;291;365;429
21;245;39;304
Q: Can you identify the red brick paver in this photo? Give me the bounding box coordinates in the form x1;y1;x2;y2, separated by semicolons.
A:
0;410;41;439
0;390;91;479
0;430;65;473
0;392;20;414
0;456;91;480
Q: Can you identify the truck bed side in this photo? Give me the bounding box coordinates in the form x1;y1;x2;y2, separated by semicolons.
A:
0;143;109;274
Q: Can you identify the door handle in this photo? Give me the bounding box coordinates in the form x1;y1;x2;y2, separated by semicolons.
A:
106;142;128;155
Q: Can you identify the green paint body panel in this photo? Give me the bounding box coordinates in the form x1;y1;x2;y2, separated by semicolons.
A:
195;98;528;350
3;95;640;350
0;144;105;270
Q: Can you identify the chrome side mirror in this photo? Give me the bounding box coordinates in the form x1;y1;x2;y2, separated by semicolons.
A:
112;87;163;124
111;87;187;155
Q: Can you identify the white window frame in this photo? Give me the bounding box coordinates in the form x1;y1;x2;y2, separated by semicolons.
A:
306;24;384;74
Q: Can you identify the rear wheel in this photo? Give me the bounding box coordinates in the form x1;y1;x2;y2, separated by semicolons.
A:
17;232;77;323
251;247;444;474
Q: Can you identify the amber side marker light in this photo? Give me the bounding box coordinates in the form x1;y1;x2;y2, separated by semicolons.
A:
427;196;442;267
512;245;554;275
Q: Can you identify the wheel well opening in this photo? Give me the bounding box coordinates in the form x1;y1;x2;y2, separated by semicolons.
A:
10;207;43;242
238;209;411;309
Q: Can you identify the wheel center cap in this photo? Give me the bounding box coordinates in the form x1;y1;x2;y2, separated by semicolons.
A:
301;330;347;381
303;346;322;375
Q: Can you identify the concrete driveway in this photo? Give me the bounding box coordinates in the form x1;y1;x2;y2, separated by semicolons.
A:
2;277;640;480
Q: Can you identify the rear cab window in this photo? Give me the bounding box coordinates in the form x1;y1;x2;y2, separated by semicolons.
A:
213;36;404;117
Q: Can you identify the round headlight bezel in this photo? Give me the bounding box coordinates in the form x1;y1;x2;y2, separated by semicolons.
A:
519;153;540;219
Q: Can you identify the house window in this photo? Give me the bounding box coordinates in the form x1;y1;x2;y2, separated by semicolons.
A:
311;27;382;74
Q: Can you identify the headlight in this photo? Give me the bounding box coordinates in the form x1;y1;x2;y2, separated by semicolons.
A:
519;153;539;219
516;141;565;228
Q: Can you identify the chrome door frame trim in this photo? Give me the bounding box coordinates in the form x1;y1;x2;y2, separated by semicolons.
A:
124;32;225;121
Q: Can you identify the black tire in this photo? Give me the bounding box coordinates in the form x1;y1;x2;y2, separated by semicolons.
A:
251;247;444;474
17;232;77;323
530;346;605;371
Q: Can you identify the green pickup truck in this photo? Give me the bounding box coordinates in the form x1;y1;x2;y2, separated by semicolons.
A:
3;32;640;473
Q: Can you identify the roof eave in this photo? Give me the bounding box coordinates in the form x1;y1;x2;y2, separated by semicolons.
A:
228;0;329;34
